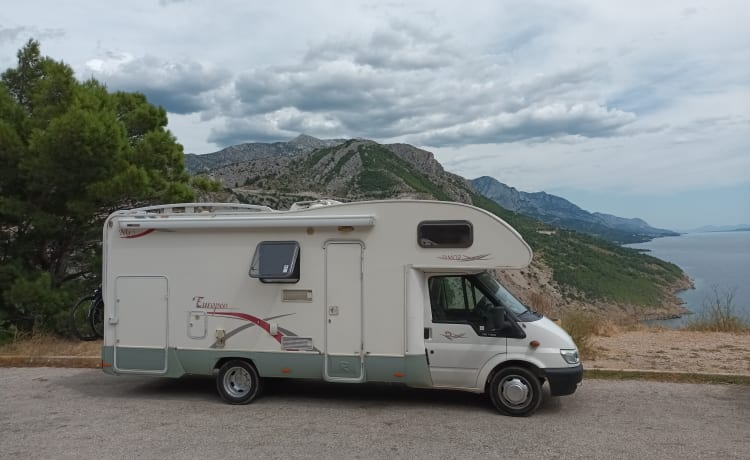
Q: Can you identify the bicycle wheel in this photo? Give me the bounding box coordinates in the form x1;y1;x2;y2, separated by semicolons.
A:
70;296;98;341
90;299;104;339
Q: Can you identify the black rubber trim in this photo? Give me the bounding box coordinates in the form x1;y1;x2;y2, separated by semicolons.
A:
545;364;583;396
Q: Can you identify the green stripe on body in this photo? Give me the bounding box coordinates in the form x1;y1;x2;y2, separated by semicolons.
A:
101;346;432;386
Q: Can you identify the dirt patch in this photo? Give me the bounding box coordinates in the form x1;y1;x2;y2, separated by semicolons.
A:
585;330;750;376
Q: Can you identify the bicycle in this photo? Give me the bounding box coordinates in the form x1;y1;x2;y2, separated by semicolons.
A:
69;286;104;341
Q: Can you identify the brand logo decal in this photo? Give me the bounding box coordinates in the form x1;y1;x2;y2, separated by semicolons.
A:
193;296;232;310
441;331;467;340
119;228;155;239
438;254;491;262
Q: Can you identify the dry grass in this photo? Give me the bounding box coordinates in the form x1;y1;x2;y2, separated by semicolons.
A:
558;310;606;360
529;292;557;318
0;332;100;357
528;293;651;359
555;310;654;359
683;286;750;333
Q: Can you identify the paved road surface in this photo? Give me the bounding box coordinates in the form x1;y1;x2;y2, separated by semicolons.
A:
0;368;748;459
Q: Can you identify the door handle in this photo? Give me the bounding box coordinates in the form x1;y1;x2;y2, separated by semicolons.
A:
424;327;431;339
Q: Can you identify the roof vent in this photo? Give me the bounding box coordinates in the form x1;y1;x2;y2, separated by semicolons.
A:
289;199;342;211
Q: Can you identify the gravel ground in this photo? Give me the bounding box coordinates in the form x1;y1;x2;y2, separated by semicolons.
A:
1;367;748;459
586;330;750;375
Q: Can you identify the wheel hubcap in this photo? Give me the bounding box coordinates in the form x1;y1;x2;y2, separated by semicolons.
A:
500;376;530;407
223;367;252;398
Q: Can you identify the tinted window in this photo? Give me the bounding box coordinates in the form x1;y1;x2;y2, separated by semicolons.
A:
429;276;489;323
428;275;526;338
418;220;473;248
249;241;300;283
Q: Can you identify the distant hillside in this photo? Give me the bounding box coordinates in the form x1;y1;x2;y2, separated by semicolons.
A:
471;176;679;244
185;134;346;173
688;224;750;233
190;136;689;316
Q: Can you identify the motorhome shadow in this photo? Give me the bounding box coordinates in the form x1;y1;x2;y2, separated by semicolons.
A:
102;199;582;416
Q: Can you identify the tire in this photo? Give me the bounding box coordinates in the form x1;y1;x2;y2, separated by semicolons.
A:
216;360;262;405
488;366;542;416
69;296;98;341
90;299;104;338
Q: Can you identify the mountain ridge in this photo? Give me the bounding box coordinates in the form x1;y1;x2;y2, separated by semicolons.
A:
687;224;750;233
185;134;347;173
471;176;678;244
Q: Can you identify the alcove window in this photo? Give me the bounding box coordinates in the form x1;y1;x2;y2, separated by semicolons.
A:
417;220;473;248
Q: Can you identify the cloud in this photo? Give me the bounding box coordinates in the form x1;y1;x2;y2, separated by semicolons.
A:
204;19;639;147
303;21;459;71
0;26;64;45
207;109;345;146
0;27;27;44
85;53;230;114
407;102;636;146
159;0;191;6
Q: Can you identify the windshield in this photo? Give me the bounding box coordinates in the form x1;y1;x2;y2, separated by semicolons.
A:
475;272;531;316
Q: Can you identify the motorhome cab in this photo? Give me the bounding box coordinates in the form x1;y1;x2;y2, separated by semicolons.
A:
101;200;582;416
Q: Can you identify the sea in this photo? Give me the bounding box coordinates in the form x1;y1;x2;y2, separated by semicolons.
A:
625;231;750;328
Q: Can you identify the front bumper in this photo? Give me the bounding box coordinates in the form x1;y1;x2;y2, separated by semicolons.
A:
545;364;583;396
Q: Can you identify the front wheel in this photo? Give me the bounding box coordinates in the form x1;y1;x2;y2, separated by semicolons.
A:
489;366;542;416
216;360;262;405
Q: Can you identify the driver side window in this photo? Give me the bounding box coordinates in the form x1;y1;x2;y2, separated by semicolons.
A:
429;276;489;324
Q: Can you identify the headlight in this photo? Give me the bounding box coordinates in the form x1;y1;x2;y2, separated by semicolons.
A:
560;349;580;364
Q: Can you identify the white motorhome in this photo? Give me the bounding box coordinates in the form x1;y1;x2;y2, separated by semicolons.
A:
101;199;582;416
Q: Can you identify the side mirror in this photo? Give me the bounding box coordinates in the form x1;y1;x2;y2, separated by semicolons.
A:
489;307;507;330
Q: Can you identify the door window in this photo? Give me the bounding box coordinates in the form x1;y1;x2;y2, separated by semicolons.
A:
429;276;494;326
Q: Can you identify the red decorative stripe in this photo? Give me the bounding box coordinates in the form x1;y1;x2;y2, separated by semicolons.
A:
209;311;283;343
121;229;155;239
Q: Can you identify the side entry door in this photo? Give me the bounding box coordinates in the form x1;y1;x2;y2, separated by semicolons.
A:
113;276;168;373
426;275;506;389
324;241;364;382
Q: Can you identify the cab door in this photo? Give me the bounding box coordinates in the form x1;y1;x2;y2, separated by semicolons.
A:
425;275;506;389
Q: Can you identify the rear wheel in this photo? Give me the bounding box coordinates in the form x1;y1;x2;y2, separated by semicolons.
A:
489;366;542;416
216;360;261;405
69;296;98;341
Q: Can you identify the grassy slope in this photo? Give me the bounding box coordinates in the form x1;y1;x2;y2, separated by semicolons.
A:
471;194;684;306
356;144;452;200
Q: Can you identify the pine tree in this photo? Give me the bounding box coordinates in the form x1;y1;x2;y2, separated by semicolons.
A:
0;40;194;338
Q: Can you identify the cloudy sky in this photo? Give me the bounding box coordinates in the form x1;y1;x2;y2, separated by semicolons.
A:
2;0;748;229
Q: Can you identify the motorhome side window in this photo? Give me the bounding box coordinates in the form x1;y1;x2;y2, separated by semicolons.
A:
417;220;473;248
249;241;300;283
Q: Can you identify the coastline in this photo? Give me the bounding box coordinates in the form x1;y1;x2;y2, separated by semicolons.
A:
641;274;695;321
500;262;696;323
